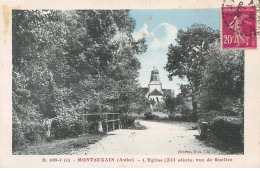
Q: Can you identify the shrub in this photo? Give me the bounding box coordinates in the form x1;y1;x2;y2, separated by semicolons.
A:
120;113;136;128
168;104;194;121
51;114;84;139
212;116;243;144
168;112;191;121
143;112;168;120
168;109;195;122
12;117;45;151
24;122;45;142
152;103;163;112
143;112;155;120
168;113;185;121
143;108;153;120
197;110;223;125
181;105;192;116
12;117;26;151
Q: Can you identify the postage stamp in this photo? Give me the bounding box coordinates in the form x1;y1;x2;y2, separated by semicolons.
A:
222;6;257;49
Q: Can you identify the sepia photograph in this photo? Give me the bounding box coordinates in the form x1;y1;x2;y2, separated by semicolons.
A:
11;8;245;156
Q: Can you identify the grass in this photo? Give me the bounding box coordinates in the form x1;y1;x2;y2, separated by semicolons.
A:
13;133;106;155
195;133;244;154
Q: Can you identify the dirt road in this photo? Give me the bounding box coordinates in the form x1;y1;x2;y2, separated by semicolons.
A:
71;120;226;155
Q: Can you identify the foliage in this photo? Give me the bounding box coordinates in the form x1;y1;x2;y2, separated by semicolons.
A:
143;107;152;115
165;24;244;122
51;114;84;139
197;110;223;125
163;95;175;113
143;112;156;120
199;41;244;114
168;108;193;122
120;113;137;128
165;24;219;118
12;10;147;151
168;88;193;121
212;116;243;144
13;133;106;155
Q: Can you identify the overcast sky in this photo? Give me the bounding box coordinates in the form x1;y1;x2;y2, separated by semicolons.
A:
130;9;219;95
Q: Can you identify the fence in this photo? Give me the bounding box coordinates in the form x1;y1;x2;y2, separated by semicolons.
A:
78;113;121;134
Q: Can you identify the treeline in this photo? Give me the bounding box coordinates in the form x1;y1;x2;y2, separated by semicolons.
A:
165;24;244;120
165;24;244;147
12;10;147;151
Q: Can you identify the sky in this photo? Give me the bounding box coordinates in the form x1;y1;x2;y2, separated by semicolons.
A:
130;9;220;95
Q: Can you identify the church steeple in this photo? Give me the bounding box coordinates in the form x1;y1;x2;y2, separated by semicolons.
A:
149;66;162;93
150;66;160;82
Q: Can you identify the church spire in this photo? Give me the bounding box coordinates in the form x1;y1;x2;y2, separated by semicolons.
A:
150;66;160;82
149;66;162;93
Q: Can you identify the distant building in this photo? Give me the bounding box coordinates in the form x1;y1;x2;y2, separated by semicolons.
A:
142;66;173;103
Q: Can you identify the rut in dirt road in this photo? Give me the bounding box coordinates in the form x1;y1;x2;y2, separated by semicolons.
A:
71;120;227;155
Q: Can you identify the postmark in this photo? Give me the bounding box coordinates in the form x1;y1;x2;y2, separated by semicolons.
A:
221;0;257;49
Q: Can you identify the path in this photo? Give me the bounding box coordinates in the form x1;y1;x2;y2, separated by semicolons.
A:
71;120;227;155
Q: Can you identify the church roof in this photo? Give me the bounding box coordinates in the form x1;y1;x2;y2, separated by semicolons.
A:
150;89;163;96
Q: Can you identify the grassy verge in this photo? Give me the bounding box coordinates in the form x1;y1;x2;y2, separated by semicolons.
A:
13;133;106;155
195;133;243;154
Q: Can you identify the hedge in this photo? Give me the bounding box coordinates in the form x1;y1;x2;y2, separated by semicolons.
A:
12;116;45;151
120;113;137;129
212;116;243;144
51;115;84;139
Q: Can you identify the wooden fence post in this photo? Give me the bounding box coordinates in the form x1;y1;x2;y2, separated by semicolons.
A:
112;113;115;131
106;113;108;132
82;114;85;134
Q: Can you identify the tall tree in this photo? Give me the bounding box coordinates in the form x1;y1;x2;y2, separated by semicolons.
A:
12;10;147;149
200;41;244;114
165;24;219;120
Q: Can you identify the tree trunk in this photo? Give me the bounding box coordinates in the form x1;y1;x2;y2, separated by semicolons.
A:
192;98;198;121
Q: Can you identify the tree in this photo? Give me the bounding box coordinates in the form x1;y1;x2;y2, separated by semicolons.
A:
12;10;147;149
163;95;175;113
165;24;219;120
200;41;244;115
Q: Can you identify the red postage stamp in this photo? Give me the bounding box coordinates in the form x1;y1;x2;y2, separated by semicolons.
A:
222;6;257;49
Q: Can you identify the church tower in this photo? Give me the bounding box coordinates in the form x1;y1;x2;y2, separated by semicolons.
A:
149;66;162;93
142;66;172;103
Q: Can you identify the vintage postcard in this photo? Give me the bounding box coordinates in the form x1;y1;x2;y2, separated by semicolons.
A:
0;0;260;168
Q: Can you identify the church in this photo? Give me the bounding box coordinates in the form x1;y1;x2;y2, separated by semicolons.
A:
142;66;172;103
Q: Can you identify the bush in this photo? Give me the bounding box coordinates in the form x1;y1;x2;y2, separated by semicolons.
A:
143;112;168;120
143;108;153;120
212;116;243;144
181;105;192;116
12;117;26;151
168;112;192;121
168;107;195;122
152;103;163;112
24;122;45;142
143;112;155;120
51;114;84;139
168;104;194;121
12;116;45;151
120;113;136;128
168;113;186;121
197;110;223;125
